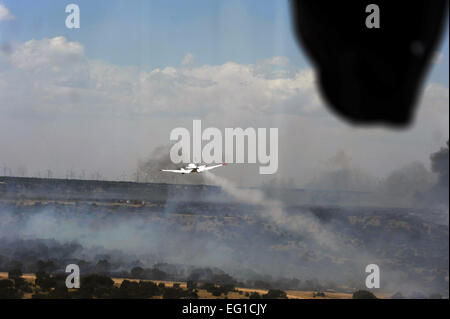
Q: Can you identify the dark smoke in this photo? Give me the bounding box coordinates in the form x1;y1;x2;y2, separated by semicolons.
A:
430;141;449;205
138;144;205;185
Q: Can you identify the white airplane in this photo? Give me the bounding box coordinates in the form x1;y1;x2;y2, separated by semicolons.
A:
159;163;226;174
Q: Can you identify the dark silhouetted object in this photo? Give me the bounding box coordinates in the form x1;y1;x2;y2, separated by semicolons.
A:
290;1;448;126
430;140;449;204
352;289;377;299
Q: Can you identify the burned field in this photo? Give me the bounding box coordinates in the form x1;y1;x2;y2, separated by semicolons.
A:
0;176;448;298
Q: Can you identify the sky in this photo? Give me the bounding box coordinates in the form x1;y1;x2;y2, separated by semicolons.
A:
0;1;448;187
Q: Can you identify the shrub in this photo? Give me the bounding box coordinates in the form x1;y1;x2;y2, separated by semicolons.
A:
138;281;160;298
0;279;22;299
77;274;115;298
118;280;140;298
8;269;23;280
201;282;216;291
352;290;377;299
162;287;184;299
249;292;261;299
262;289;287;299
187;280;197;290
13;277;32;293
35;271;57;291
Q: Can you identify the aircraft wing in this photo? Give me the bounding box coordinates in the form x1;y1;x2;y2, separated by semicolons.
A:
159;169;191;174
199;163;226;172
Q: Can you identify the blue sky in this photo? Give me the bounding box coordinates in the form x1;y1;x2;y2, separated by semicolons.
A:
1;0;447;82
0;0;310;68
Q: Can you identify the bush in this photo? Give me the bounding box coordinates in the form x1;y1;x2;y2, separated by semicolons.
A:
201;282;216;291
352;290;377;299
13;277;32;293
249;292;261;299
0;279;22;299
8;268;23;280
138;281;160;298
35;271;57;291
211;290;222;297
201;282;234;297
262;289;287;299
77;274;115;298
187;280;197;290
120;280;139;290
0;279;14;290
221;284;235;294
118;280;140;298
162;287;184;299
82;274;114;290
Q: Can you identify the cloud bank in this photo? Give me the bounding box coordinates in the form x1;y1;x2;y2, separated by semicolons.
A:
0;36;448;186
0;4;14;21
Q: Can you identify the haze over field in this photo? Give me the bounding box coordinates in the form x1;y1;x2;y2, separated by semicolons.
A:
0;174;448;296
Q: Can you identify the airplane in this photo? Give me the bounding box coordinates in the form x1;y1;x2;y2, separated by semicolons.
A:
159;163;226;174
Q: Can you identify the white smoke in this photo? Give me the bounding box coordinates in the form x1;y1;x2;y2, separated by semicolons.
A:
203;171;341;251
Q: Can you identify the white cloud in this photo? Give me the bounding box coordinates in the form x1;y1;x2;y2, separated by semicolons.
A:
0;4;14;21
181;53;195;66
1;37;321;117
11;37;85;70
1;37;448;135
